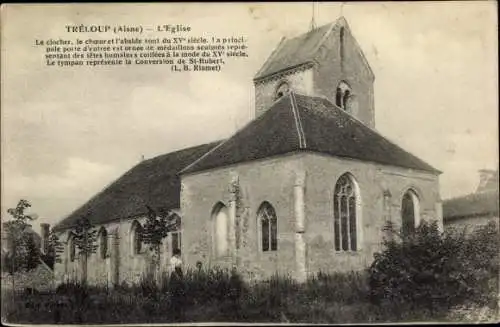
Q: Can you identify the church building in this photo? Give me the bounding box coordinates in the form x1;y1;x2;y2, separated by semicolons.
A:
53;17;443;285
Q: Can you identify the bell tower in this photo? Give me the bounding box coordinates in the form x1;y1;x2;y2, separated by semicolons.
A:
253;17;376;129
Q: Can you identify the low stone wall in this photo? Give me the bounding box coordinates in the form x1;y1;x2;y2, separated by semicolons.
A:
1;262;55;293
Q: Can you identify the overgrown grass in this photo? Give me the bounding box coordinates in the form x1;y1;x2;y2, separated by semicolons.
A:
4;267;488;324
2;222;498;324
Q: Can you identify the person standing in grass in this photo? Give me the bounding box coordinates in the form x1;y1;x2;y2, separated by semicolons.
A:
169;248;184;321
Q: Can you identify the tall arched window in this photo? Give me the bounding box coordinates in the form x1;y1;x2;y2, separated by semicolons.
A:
131;220;143;255
401;190;421;236
258;202;278;252
68;234;76;262
98;227;108;259
334;174;359;251
211;202;229;257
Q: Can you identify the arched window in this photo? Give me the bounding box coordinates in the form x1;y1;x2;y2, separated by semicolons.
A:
169;214;182;256
211;202;229;257
131;220;143;255
68;234;76;262
333;174;359;251
275;81;290;100
343;89;351;110
340;27;345;61
98;227;108;259
335;81;352;111
258;202;278;252
401;190;420;236
335;87;343;107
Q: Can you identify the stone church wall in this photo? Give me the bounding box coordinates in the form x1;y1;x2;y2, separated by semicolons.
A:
303;152;441;275
181;153;302;280
54;219;176;286
181;152;441;281
313;23;375;128
254;68;314;118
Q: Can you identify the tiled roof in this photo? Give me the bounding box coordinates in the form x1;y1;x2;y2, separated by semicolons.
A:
53;141;221;232
443;189;499;221
254;22;334;81
182;92;440;175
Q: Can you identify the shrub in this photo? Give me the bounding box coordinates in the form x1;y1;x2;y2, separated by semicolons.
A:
369;220;499;315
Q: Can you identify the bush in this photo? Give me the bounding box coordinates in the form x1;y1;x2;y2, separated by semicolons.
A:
369;220;499;315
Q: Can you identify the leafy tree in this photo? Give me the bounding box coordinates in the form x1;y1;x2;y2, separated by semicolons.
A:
72;215;98;284
142;205;180;283
3;200;39;290
41;229;64;269
24;233;41;271
369;219;499;317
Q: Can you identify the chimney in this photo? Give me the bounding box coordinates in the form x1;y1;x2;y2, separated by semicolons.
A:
40;223;50;254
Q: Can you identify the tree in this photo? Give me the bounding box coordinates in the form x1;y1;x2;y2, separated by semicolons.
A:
3;199;39;290
72;215;98;284
24;233;41;271
141;205;180;283
42;229;64;269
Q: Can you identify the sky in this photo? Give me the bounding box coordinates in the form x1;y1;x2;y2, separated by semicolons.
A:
1;2;498;234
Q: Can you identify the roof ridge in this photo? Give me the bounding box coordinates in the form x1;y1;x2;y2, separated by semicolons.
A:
143;141;222;164
290;92;306;148
179;139;229;175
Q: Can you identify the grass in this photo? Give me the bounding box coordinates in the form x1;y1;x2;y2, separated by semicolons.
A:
3;267;490;324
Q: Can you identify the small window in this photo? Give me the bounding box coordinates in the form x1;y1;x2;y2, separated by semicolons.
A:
98;228;108;259
335;87;343;107
69;235;76;262
335;81;352;111
343;90;351;110
340;27;345;61
131;221;143;255
258;202;278;252
275;81;290;100
171;231;182;256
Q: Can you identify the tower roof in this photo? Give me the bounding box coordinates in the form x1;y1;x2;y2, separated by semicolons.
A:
181;92;441;175
254;17;373;82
